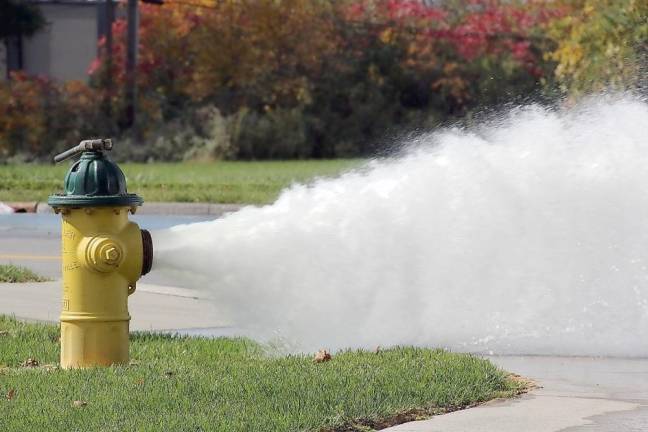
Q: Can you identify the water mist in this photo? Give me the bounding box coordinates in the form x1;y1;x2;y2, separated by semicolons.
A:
153;96;648;357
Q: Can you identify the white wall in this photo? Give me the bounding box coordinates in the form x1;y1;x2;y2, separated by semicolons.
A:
22;4;99;81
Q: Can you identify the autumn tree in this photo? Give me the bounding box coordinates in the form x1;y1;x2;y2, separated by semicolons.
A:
546;0;647;95
0;0;45;43
4;0;567;160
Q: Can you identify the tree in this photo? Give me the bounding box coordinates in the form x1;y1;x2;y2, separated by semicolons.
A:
0;0;46;77
81;0;561;159
547;0;648;95
0;0;45;42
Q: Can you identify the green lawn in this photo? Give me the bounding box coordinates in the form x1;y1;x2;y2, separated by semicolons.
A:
0;160;361;205
0;316;523;432
0;265;48;283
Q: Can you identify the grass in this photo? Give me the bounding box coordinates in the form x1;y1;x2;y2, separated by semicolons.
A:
0;265;49;283
0;160;361;205
0;316;524;432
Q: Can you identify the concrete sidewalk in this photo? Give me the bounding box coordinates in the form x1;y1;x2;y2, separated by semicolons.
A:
385;356;648;432
0;280;228;331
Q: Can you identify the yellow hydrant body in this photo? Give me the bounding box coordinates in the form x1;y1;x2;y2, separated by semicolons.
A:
49;139;153;368
59;207;144;367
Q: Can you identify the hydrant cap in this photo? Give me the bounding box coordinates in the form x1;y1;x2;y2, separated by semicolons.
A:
47;151;143;207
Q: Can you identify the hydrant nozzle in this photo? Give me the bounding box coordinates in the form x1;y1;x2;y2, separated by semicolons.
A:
48;139;153;369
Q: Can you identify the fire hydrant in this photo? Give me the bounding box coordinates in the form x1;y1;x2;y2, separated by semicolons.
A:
48;139;153;368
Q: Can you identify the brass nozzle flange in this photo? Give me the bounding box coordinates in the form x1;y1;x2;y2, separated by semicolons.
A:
141;229;153;276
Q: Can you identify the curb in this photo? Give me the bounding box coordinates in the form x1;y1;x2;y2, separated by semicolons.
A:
4;202;245;216
0;280;206;300
5;201;39;213
137;202;245;216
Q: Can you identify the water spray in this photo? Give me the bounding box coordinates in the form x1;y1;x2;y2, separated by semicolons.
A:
154;96;648;357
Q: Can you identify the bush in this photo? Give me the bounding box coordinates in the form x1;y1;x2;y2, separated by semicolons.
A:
0;73;103;161
545;0;648;95
1;0;571;161
231;108;308;159
113;106;235;162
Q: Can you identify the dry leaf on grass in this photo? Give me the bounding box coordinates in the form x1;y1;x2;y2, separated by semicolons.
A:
0;330;9;336
6;389;15;400
71;400;87;408
22;358;39;367
508;373;540;392
313;349;332;363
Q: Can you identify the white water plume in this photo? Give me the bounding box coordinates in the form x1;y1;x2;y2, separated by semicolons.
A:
153;95;648;357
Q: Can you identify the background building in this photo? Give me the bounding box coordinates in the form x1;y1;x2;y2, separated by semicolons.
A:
1;0;114;81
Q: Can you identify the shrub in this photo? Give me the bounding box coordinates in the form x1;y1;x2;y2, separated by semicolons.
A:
545;0;648;95
231;108;309;159
1;0;568;161
0;73;103;160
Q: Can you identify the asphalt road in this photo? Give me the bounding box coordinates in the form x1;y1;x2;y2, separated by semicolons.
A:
0;213;214;286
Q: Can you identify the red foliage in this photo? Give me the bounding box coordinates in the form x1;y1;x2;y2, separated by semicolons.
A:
0;72;101;157
82;0;564;131
91;5;197;85
384;0;446;21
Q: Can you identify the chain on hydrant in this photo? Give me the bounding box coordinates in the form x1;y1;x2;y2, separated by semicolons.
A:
48;139;153;368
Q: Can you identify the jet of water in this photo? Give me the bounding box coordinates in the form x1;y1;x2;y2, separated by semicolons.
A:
153;95;648;357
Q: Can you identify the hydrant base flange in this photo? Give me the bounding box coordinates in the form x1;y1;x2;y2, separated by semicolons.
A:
60;321;129;368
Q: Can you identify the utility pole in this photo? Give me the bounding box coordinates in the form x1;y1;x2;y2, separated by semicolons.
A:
125;0;138;132
103;0;114;126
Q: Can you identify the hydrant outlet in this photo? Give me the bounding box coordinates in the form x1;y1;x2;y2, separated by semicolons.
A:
141;229;153;276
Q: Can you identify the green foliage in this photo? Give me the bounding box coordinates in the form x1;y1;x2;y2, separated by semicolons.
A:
232;108;309;159
547;0;648;95
0;265;48;283
0;316;522;431
117;106;236;162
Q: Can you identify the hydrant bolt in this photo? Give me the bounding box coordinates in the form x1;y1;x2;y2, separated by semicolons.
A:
103;246;120;263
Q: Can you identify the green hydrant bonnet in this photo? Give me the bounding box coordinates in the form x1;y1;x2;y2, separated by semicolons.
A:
48;151;143;207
